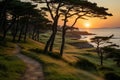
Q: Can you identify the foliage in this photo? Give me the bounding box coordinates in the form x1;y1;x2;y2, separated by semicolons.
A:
28;48;62;59
47;51;62;59
102;46;120;66
104;72;120;80
29;48;44;53
75;58;97;71
21;50;94;80
98;66;114;72
18;35;120;80
33;0;112;56
0;0;51;42
91;35;114;45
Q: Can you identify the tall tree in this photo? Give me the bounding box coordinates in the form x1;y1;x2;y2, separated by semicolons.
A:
0;0;37;40
42;0;63;53
0;0;12;40
55;0;112;56
32;0;112;56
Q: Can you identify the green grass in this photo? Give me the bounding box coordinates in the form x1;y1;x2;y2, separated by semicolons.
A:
0;40;26;80
0;55;26;80
19;38;105;80
21;50;95;80
39;31;84;53
1;31;119;80
26;31;120;80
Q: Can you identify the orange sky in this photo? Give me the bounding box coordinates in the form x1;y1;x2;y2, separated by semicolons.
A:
72;0;120;28
22;0;120;28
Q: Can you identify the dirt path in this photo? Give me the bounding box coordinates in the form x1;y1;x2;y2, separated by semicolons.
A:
14;45;44;80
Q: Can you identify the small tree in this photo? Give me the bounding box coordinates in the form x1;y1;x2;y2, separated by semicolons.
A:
91;35;114;66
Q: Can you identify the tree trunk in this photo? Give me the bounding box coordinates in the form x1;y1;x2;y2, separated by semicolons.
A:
2;30;7;41
1;0;10;40
12;28;18;42
0;0;9;28
1;16;7;40
1;16;15;41
28;28;31;38
48;15;59;52
37;31;40;41
49;31;57;52
24;23;28;42
43;32;54;53
116;61;120;67
12;19;19;42
18;25;24;42
44;21;57;53
97;45;100;57
100;51;103;66
60;29;66;56
2;16;16;40
32;27;36;40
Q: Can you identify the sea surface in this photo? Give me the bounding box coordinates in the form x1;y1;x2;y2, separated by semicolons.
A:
79;28;120;48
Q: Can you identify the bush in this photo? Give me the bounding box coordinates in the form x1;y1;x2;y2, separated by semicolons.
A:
98;66;114;72
29;48;61;59
0;41;7;47
75;58;96;71
29;48;43;53
47;52;61;59
104;72;120;80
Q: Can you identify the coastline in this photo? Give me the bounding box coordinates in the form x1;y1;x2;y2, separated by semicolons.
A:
66;31;94;49
68;41;94;49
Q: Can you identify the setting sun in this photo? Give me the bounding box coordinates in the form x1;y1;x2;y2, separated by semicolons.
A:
84;22;91;28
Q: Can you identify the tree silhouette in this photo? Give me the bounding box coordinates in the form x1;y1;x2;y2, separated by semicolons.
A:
0;0;11;40
41;0;64;53
91;35;114;66
59;0;112;56
33;0;112;56
0;0;50;42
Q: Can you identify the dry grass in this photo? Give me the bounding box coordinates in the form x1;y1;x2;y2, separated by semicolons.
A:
20;38;104;80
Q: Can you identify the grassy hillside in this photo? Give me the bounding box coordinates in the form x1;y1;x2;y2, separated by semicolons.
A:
19;40;100;80
0;38;26;80
0;32;120;80
19;32;120;80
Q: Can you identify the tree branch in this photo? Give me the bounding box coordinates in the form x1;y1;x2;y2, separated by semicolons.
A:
45;0;54;20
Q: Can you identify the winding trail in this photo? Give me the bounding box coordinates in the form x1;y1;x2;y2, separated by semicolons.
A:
13;41;104;80
13;45;44;80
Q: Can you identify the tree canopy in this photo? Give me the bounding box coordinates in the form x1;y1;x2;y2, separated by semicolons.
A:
32;0;113;56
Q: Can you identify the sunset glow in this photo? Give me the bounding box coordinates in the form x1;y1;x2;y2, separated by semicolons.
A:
84;22;91;28
64;0;120;28
1;0;120;80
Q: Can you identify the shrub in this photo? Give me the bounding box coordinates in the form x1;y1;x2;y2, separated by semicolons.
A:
75;58;96;71
104;72;120;80
47;52;61;59
98;66;114;72
29;48;43;53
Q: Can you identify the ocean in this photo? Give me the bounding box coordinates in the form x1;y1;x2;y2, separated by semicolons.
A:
79;28;120;48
